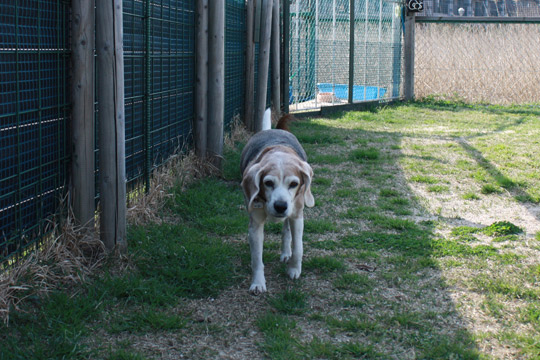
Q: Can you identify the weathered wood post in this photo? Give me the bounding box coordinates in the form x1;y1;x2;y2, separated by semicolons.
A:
404;10;416;100
254;0;273;132
207;0;225;169
71;0;95;229
271;0;281;115
245;0;256;131
96;0;127;252
196;0;208;158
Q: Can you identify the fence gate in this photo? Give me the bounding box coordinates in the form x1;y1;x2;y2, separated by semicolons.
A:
288;0;404;111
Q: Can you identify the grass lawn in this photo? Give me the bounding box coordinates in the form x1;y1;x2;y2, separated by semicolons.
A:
2;100;540;359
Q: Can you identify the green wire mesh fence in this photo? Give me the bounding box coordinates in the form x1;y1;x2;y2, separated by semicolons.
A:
0;0;70;266
122;0;196;193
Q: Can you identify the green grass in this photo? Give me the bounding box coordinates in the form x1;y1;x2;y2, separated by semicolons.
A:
303;255;346;274
169;178;247;236
334;273;374;292
128;224;239;299
410;175;438;184
481;183;502;195
269;289;308;315
4;101;540;359
463;192;481;200
109;308;187;334
349;147;380;162
256;313;298;359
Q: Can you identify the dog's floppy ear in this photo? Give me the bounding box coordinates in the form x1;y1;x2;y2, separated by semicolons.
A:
299;161;315;208
241;163;264;211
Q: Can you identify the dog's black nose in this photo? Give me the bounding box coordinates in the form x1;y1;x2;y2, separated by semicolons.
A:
274;201;288;214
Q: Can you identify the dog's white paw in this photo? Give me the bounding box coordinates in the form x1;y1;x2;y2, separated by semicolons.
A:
249;282;267;295
280;252;291;263
287;266;302;280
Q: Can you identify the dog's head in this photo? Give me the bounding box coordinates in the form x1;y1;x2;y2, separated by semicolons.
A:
241;146;314;219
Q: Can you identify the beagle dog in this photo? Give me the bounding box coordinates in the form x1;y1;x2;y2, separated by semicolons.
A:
240;109;314;294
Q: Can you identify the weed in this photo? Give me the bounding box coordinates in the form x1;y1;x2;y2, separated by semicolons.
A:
482;221;523;237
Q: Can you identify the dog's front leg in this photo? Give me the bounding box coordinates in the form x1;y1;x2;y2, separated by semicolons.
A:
280;219;292;263
287;214;304;280
248;213;266;294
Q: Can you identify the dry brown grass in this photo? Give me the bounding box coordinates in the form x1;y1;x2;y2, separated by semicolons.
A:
126;150;217;226
0;206;105;324
415;23;540;104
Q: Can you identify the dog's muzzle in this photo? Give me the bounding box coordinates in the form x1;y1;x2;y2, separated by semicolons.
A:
273;200;288;217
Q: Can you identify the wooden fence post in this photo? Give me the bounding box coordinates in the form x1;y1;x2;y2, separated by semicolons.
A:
245;0;255;131
71;0;95;229
196;0;208;158
404;10;416;101
254;0;273;132
207;0;225;168
96;0;127;252
271;0;280;115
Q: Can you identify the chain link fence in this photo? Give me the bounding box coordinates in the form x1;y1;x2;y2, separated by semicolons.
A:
422;0;540;17
415;21;540;104
289;0;404;111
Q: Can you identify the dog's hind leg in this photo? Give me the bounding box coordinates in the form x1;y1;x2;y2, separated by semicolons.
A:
280;219;292;263
287;215;304;280
248;215;267;294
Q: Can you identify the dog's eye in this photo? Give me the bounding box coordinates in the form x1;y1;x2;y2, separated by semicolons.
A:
289;181;299;189
264;180;274;188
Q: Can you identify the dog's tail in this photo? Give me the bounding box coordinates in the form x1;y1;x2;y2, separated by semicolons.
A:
276;114;295;132
262;108;272;131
